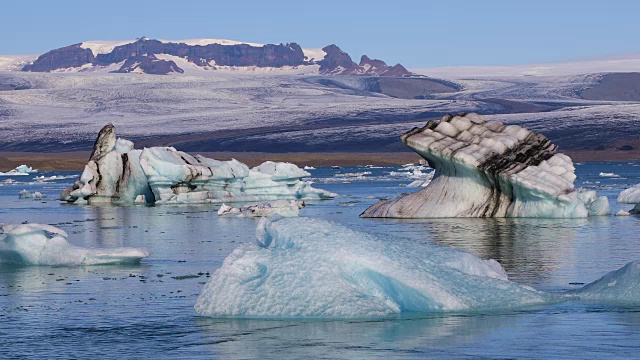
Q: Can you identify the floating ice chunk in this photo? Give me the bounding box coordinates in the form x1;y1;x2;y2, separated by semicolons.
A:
618;184;640;204
599;172;620;178
18;189;47;199
252;161;310;180
363;113;608;218
615;210;631;216
573;261;640;303
217;200;304;217
0;224;149;266
62;124;335;205
303;166;316;170
0;165;37;176
195;217;551;318
33;175;77;182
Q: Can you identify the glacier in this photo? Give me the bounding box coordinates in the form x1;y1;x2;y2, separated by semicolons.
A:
0;223;149;266
61;124;336;205
195;217;553;318
195;217;640;318
362;113;610;218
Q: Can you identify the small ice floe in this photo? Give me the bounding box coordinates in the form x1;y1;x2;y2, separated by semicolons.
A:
217;200;305;218
33;175;77;182
0;223;149;266
303;166;316;170
599;172;620;178
618;184;640;204
0;165;37;176
1;179;19;186
615;210;631;216
18;189;47;199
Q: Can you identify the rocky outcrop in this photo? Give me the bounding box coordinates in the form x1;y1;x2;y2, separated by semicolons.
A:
61;124;336;205
361;113;610;218
113;54;184;75
22;38;414;76
22;44;94;72
317;46;412;76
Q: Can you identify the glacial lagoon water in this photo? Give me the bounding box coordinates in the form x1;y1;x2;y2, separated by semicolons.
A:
1;162;640;359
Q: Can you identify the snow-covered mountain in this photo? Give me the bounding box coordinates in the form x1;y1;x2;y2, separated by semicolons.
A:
18;37;413;76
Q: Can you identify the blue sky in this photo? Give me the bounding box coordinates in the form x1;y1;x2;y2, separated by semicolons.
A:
1;0;638;68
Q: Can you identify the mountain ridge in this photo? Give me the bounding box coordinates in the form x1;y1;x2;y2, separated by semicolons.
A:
20;37;414;76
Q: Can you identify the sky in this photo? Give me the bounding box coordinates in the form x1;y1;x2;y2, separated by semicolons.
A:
1;0;639;68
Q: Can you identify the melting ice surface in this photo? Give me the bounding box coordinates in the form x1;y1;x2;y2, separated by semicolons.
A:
195;217;554;318
196;217;640;318
0;223;149;266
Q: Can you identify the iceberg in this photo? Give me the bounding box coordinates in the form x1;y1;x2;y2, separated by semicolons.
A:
618;184;640;204
61;124;336;205
572;261;640;303
195;217;640;318
0;165;37;176
217;200;305;217
0;223;149;266
18;189;47;199
195;217;552;318
362;113;609;218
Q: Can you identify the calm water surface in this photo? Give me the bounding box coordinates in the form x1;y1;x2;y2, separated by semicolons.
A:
1;162;640;359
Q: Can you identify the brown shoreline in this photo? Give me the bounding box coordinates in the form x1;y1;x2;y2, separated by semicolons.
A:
1;150;639;171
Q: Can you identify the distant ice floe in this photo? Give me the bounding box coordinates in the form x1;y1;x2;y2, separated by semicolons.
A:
33;175;77;182
362;113;610;218
18;189;47;199
0;165;37;176
61;124;336;205
0;224;149;266
217;200;305;218
303;166;316;170
195;217;640;318
599;172;621;178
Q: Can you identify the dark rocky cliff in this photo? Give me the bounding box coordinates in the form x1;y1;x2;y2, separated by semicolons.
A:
23;38;414;76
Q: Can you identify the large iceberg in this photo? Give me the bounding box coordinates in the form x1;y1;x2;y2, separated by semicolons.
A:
195;217;640;318
61;124;336;205
0;223;149;266
195;217;553;318
362;113;609;218
0;165;37;176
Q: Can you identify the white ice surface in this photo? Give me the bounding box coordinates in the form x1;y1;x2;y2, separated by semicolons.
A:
195;217;551;318
574;261;640;303
618;184;640;204
18;189;47;199
0;165;37;176
0;224;149;266
217;200;304;217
